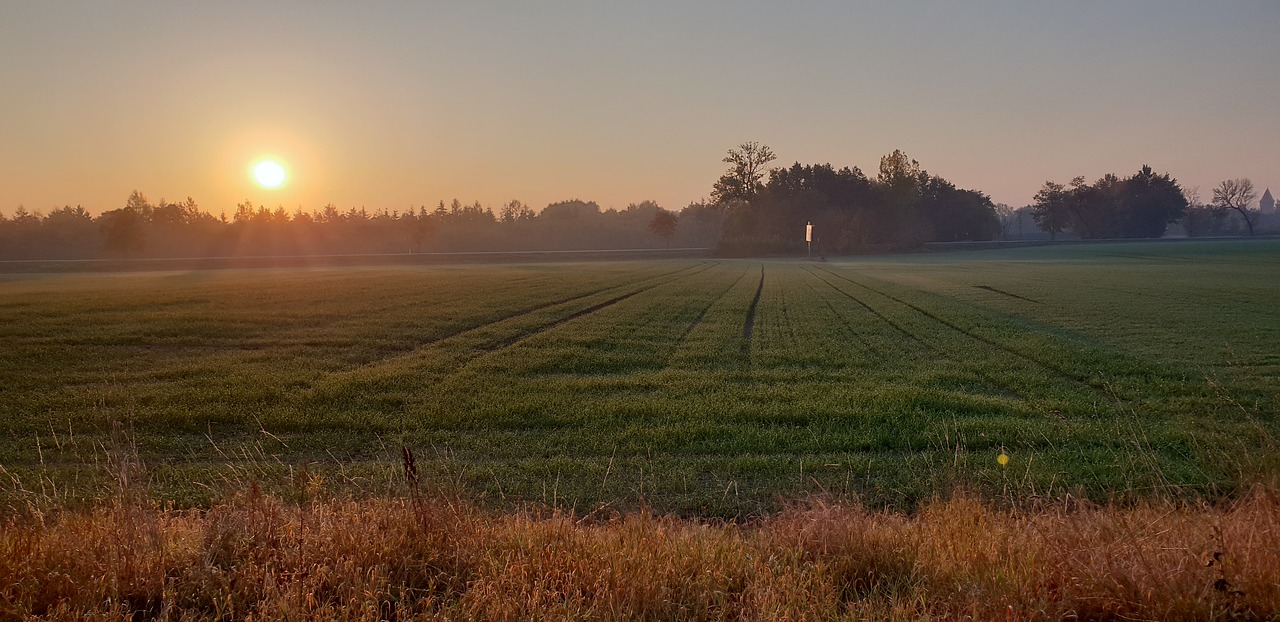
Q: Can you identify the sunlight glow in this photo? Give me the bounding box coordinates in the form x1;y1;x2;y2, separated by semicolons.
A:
252;160;287;189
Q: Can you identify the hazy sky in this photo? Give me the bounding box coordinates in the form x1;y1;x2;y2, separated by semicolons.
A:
2;1;1277;216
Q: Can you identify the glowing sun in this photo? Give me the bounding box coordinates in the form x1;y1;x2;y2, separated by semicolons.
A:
251;160;287;189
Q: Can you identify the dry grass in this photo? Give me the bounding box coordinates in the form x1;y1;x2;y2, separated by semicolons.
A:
2;486;1277;621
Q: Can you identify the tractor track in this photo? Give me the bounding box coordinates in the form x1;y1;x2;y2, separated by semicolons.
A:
973;285;1039;304
805;266;1026;401
319;262;715;385
471;262;721;357
800;274;878;358
669;264;751;352
803;267;948;358
740;265;765;357
812;266;1121;404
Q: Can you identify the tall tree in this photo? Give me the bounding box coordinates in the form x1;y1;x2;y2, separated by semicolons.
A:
1031;181;1071;240
1211;178;1259;236
711;142;775;205
1122;165;1188;238
876;150;929;243
647;209;678;248
877;149;924;190
404;208;435;253
98;206;146;257
499;200;534;223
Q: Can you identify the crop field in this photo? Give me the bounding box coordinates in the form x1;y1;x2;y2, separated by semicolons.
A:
2;240;1278;515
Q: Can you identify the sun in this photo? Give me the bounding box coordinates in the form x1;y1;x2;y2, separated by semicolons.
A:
251;159;287;189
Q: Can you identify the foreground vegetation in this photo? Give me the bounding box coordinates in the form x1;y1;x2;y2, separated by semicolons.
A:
2;240;1278;516
3;485;1277;620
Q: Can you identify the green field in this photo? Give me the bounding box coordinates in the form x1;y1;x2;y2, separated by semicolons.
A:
2;240;1278;515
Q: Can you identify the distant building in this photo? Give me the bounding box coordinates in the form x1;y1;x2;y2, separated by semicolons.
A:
1262;188;1275;214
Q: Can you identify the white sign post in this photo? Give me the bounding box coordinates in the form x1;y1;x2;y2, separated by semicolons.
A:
805;222;813;258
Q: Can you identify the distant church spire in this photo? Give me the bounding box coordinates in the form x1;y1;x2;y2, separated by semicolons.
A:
1262;188;1275;214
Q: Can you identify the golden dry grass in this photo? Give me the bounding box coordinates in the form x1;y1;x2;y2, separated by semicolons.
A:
2;487;1277;621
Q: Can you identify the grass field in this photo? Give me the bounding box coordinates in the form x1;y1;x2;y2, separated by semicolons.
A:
2;240;1278;515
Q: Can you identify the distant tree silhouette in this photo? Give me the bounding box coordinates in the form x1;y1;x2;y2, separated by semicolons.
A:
993;203;1016;238
405;206;434;253
99;206;146;257
647;209;678;247
1031;180;1072;239
714;147;998;255
1121;165;1188;237
44;205;97;249
918;177;1000;242
1032;166;1188;239
1181;186;1237;237
712;142;775;205
539;199;600;220
1212;178;1259;236
676;201;725;248
499;200;535;223
876;150;930;244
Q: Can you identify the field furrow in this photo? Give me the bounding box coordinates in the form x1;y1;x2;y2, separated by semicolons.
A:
663;262;765;372
305;263;720;417
665;264;751;363
812;265;1119;417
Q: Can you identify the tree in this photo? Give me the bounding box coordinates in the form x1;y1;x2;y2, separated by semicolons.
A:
1031;181;1071;239
677;201;725;248
647;209;678;248
711;142;775;205
98;206;146;257
1030;167;1186;239
993;203;1014;238
233;200;257;223
539;199;600;220
875;150;930;244
919;179;1000;242
1072;174;1124;239
877;150;924;190
499;200;534;223
42;205;97;256
405;208;435;253
621;200;661;222
1181;186;1227;238
1121;165;1188;238
44;205;94;232
124;190;153;219
1211;178;1259;236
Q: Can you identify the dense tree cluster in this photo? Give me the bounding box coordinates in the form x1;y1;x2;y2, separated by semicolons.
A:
715;146;1001;254
1030;166;1189;239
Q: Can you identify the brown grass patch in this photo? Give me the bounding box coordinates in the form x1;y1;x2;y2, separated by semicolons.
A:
2;488;1278;620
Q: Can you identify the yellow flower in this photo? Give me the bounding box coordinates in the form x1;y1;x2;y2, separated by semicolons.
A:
997;452;1009;466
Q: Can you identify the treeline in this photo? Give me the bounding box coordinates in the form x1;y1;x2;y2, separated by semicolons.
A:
710;143;1277;253
0;193;722;260
1027;168;1280;239
712;145;1002;255
4;145;1273;260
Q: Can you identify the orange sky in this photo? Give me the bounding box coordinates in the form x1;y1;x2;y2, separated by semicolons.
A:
2;2;1277;216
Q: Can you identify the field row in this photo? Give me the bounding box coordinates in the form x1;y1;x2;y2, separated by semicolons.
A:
2;240;1278;514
